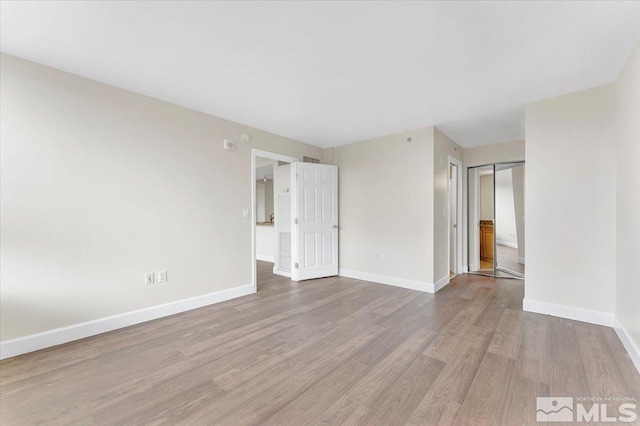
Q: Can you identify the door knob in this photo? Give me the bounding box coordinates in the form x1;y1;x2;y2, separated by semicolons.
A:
332;225;338;229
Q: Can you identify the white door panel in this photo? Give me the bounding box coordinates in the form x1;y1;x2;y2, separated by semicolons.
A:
292;162;338;281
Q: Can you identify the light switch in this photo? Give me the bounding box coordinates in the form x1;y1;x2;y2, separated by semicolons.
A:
242;209;249;218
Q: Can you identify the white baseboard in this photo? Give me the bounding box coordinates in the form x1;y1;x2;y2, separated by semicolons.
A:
434;274;450;292
522;298;614;327
0;284;254;360
272;267;291;278
496;240;518;249
256;254;275;263
613;317;640;375
518;257;525;265
522;301;639;373
339;269;435;293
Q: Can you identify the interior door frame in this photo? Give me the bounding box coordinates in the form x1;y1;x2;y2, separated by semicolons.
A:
251;149;299;293
448;156;463;275
466;165;482;272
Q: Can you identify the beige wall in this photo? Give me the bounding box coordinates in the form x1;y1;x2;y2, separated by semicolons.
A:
335;126;461;287
525;84;617;314
335;127;435;285
479;175;495;221
0;54;323;341
463;139;525;168
616;41;640;347
322;147;336;165
433;128;463;282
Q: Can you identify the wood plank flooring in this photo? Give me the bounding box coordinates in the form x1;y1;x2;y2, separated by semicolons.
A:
496;245;525;275
1;261;638;425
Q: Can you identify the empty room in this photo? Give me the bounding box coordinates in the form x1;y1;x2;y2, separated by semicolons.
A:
1;1;639;425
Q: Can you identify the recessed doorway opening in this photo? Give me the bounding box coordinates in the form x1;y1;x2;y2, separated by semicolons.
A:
251;150;340;292
467;161;525;280
448;156;463;278
251;149;298;292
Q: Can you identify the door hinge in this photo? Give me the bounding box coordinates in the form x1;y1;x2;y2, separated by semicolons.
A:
295;263;299;269
295;173;298;180
294;218;298;224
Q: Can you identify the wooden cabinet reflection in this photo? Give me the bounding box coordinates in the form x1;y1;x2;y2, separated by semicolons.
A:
480;220;494;262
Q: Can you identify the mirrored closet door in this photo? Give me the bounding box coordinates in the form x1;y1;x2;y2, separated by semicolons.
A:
467;161;525;279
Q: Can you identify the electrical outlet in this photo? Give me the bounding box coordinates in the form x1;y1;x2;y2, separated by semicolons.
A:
158;270;167;283
146;273;155;285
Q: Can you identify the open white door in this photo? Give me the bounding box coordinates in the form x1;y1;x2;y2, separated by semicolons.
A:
291;162;338;281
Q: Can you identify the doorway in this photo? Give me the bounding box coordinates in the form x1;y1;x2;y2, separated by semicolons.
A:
448;156;463;277
467;161;525;279
252;149;298;293
251;150;340;292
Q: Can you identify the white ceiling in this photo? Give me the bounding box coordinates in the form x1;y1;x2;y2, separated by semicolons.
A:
1;2;639;148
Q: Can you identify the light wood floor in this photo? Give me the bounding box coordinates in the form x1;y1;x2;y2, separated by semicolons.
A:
479;245;524;276
1;261;638;425
496;245;525;275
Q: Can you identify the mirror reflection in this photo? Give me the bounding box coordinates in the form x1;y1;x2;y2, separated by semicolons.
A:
468;162;524;279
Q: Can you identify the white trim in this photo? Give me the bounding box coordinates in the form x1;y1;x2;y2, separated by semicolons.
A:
256;254;275;263
447;156;464;275
523;298;614;327
339;269;435;293
518;257;525;265
251;149;299;293
613;317;640;374
434;274;450;293
272;267;291;278
472;169;481;271
496;240;518;249
0;284;254;360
